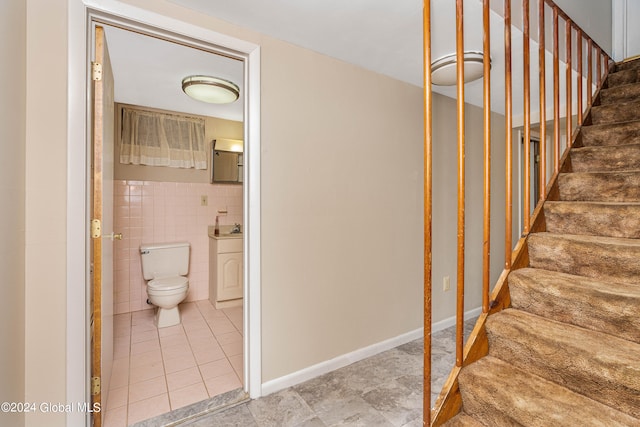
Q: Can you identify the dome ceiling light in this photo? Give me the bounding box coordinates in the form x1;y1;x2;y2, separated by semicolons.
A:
431;51;488;86
181;75;240;104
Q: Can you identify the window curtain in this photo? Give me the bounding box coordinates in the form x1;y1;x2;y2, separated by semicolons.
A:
120;107;207;169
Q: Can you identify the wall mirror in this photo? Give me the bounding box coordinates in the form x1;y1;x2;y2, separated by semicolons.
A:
211;138;243;184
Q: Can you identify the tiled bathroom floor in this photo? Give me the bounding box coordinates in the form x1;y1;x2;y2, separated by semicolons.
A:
103;300;244;427
129;318;477;426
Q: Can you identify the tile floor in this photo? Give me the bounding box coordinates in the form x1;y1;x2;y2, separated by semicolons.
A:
131;317;476;426
103;300;244;427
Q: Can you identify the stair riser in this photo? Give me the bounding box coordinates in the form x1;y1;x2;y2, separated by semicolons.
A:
558;172;640;202
509;269;640;344
570;145;640;172
600;83;640;105
486;311;640;419
591;103;640;125
528;233;640;285
580;122;640;147
607;68;640;87
544;202;640;239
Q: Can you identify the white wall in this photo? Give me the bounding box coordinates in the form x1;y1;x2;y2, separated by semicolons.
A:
0;2;26;427
554;0;612;56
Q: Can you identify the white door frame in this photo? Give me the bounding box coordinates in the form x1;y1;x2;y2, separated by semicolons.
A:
67;1;262;425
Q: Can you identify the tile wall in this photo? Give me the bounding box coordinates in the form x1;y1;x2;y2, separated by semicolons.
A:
113;180;243;314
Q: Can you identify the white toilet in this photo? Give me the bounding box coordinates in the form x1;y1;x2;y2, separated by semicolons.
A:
140;242;190;328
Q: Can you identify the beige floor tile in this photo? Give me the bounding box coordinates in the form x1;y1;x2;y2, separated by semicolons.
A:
106;386;128;409
169;382;209;410
128;375;167;403
214;331;242;345
221;340;243;357
131;338;160;355
131;328;159;344
159;331;189;348
161;343;193;360
163;353;197;374
198;358;234;380
103;405;127;427
130;349;162;368
129;360;164;384
127;393;170;425
204;372;242;397
165;366;203;391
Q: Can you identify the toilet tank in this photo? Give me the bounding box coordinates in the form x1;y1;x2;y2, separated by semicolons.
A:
140;242;190;280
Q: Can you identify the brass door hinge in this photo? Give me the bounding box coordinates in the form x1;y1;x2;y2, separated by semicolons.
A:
91;219;101;238
91;376;101;396
92;62;102;81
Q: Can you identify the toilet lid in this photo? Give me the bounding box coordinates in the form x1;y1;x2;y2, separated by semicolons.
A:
148;276;188;291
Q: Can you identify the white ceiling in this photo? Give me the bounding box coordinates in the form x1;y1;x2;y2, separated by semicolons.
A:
104;0;590;123
103;25;245;121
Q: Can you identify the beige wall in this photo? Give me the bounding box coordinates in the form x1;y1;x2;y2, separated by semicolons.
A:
431;94;508;322
114;104;243;183
104;0;426;383
0;1;26;427
22;1;511;424
24;0;68;426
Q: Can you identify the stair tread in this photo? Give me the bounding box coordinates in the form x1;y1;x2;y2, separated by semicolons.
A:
486;309;640;418
509;267;640;344
599;82;640;105
579;119;640;147
458;356;639;426
544;200;640;238
558;170;640;202
570;143;640;172
528;232;640;285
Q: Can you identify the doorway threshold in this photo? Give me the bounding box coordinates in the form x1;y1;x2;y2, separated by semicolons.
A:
130;388;249;427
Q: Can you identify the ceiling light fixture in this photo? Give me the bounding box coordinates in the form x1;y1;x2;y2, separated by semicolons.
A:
431;51;488;86
181;75;240;104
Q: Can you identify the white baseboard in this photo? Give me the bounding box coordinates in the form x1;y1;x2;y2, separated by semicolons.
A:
260;306;482;397
432;306;483;334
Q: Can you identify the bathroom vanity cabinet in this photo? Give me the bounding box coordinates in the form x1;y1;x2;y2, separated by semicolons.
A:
209;235;243;309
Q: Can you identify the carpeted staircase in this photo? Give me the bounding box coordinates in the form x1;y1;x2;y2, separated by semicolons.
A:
444;59;640;426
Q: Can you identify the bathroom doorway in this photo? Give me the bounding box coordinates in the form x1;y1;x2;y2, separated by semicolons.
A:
85;8;261;426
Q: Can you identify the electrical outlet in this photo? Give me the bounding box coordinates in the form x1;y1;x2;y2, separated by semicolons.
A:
443;276;451;292
201;195;208;206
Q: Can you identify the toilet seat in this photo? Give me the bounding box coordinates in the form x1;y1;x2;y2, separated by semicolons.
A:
148;276;188;292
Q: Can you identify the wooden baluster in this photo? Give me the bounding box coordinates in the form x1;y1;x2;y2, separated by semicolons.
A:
538;0;547;201
566;20;573;148
577;31;583;123
504;0;513;269
597;47;602;88
587;38;593;107
482;0;491;314
455;0;465;368
523;0;531;232
422;0;432;422
553;7;560;174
